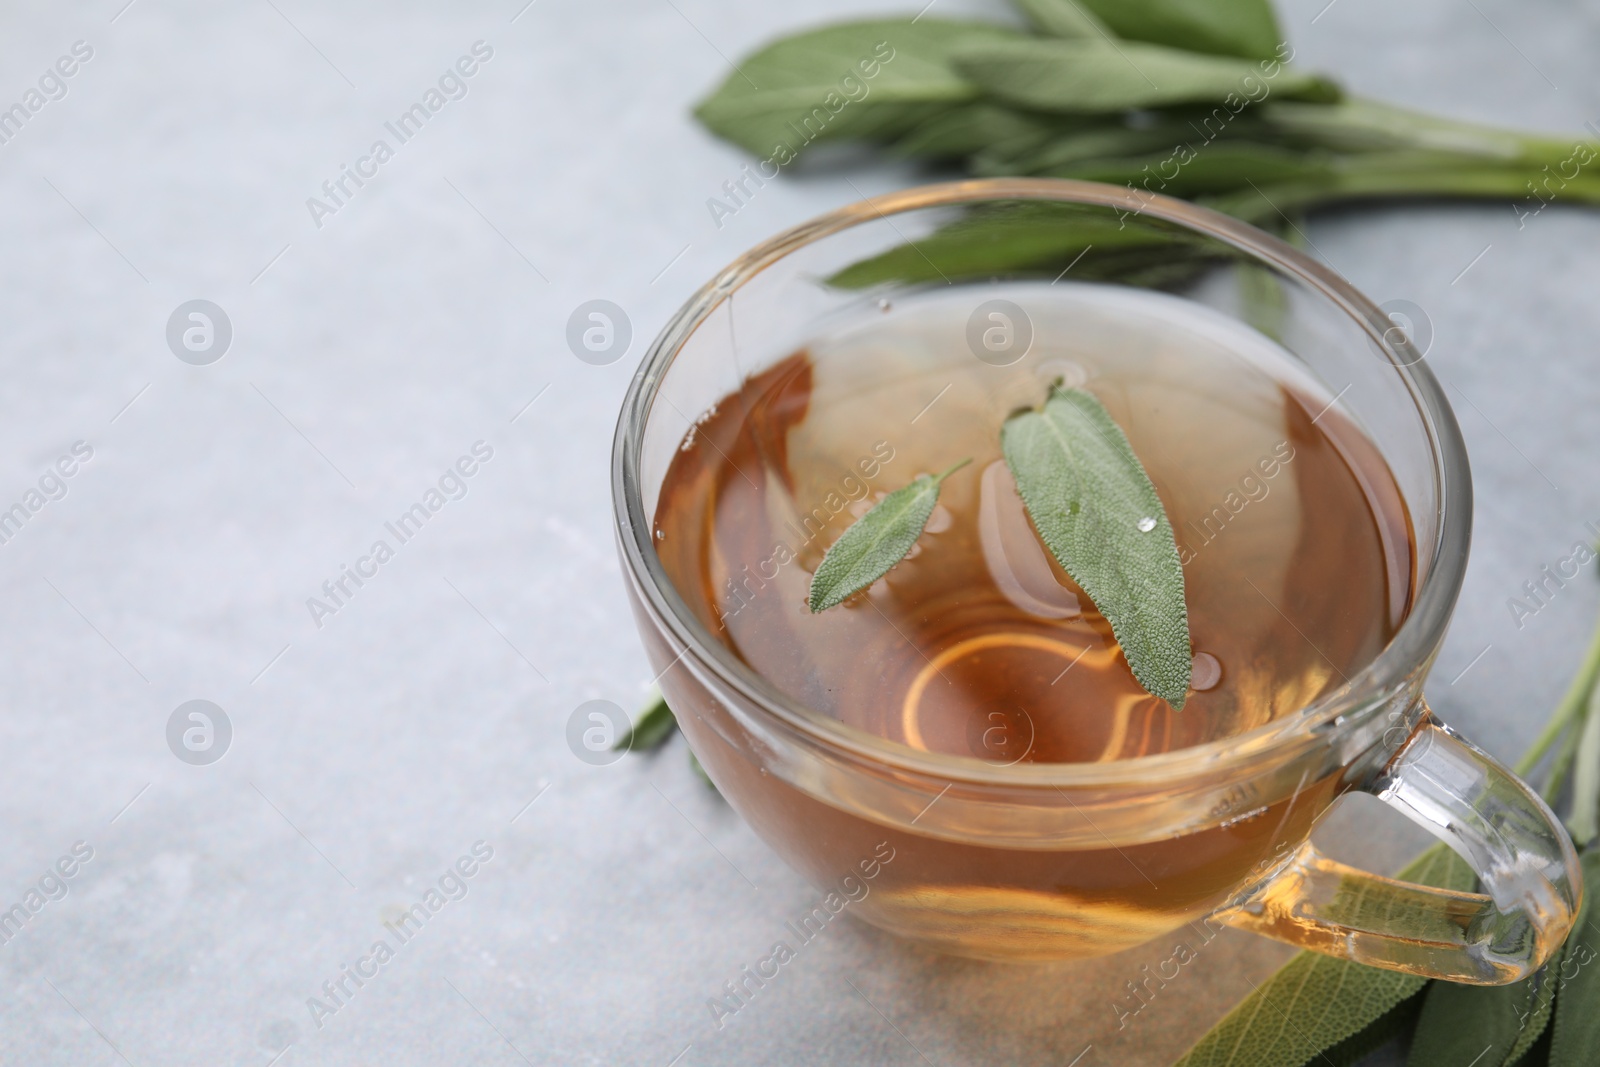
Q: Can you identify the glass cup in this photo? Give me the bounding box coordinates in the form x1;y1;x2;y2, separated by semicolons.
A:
610;178;1580;982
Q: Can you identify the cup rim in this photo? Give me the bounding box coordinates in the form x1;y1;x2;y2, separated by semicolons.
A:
611;177;1471;787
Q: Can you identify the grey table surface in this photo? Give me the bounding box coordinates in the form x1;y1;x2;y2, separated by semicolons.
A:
1;0;1598;1064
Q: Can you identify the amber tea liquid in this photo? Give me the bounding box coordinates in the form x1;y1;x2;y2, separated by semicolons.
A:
648;283;1415;958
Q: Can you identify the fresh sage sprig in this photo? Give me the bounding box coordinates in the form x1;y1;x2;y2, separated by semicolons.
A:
693;3;1600;261
807;387;1191;706
1002;386;1190;706
807;459;971;612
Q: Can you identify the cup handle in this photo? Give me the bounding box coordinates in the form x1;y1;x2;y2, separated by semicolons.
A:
1218;710;1582;984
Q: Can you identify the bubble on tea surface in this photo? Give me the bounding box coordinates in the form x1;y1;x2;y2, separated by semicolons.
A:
1137;516;1156;532
1190;652;1222;691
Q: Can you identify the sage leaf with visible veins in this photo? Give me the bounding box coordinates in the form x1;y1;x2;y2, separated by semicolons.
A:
1002;386;1190;706
1405;954;1553;1067
1316;992;1427;1067
808;460;970;612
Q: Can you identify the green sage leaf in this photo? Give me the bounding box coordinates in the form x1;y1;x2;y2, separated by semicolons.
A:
1040;142;1337;198
825;200;1224;290
968;118;1172;175
889;102;1068;160
1174;844;1476;1067
950;38;1340;114
1009;0;1107;38
1549;850;1600;1066
692;19;1023;158
808;460;970;613
1315;990;1425;1067
612;690;677;752
1001;387;1190;705
1506;982;1557;1067
1073;0;1284;60
1406;961;1553;1067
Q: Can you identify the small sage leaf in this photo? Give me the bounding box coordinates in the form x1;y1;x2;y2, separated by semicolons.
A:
808;460;970;612
1001;386;1190;705
1549;850;1600;1066
612;690;677;752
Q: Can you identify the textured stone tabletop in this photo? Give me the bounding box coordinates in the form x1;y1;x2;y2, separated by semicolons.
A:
0;0;1597;1064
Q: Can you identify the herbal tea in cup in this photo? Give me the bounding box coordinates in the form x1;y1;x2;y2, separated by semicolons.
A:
614;181;1578;978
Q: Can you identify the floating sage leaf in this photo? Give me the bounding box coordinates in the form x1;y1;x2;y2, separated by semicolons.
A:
1174;844;1476;1067
1064;0;1284;60
1549;850;1600;1066
1001;386;1190;706
612;689;678;753
808;460;970;612
949;38;1339;114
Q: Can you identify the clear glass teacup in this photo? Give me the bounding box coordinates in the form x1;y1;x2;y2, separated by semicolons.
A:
611;179;1579;982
